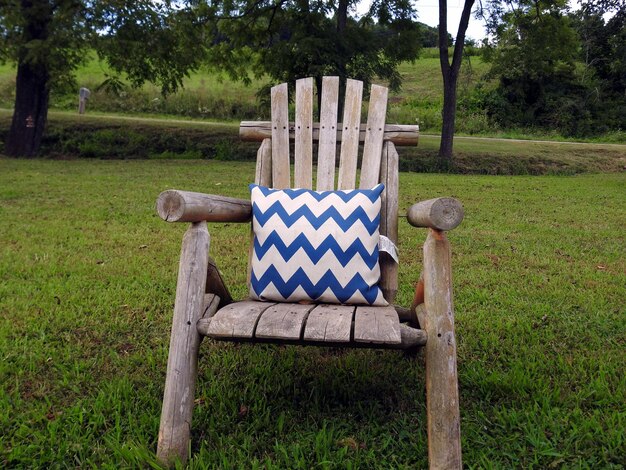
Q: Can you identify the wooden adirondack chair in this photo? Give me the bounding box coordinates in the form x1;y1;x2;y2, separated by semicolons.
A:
155;77;464;469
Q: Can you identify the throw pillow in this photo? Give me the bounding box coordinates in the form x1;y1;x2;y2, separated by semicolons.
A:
249;183;387;306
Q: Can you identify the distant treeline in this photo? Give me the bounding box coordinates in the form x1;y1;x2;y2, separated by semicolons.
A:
473;5;625;137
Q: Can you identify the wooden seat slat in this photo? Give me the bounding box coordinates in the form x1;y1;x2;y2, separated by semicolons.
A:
206;300;276;338
354;305;401;345
303;304;355;342
255;303;315;340
271;83;290;188
316;76;340;191
337;79;363;189
295;78;313;189
359;84;389;189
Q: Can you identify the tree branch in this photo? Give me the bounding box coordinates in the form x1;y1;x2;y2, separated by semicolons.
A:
451;0;475;74
439;0;450;73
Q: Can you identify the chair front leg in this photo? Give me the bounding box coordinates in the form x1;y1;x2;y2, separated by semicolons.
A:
157;222;210;467
423;228;462;470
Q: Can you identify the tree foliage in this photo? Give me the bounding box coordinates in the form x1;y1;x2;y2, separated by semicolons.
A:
478;0;625;136
0;0;206;156
182;0;422;96
573;7;626;132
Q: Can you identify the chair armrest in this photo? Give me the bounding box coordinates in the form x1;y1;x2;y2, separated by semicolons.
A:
407;197;464;231
156;190;252;223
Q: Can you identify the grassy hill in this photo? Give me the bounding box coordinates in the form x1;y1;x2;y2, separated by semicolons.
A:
0;50;491;135
3;51;624;143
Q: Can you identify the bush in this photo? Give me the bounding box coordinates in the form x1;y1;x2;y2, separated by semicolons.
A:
50;81;267;121
0;115;259;160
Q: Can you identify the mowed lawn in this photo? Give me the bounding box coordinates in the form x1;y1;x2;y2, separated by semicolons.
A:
0;158;624;468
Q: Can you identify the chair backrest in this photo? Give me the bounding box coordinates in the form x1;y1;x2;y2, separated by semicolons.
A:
249;76;407;303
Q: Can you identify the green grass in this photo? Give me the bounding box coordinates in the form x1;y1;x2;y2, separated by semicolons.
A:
1;158;624;467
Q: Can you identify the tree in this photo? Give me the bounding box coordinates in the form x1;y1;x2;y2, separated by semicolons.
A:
188;0;421;103
480;0;612;136
417;22;452;48
0;1;202;157
437;0;476;167
574;6;626;132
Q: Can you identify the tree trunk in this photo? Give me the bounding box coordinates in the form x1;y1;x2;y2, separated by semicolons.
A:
335;0;349;113
5;0;52;158
437;0;475;169
438;69;458;169
5;62;49;157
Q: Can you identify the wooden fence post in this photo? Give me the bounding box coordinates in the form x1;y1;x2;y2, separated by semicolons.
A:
78;87;90;114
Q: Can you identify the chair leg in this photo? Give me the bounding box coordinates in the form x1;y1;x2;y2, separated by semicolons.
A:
423;229;462;469
157;222;210;467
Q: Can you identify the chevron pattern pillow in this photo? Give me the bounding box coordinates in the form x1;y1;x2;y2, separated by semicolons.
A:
249;184;387;306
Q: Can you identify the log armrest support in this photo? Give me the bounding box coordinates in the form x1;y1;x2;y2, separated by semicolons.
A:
157;190;252;223
407;197;464;231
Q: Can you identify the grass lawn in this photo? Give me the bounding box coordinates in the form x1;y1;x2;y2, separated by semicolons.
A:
0;158;624;468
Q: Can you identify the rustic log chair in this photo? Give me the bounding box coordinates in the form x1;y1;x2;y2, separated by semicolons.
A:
155;77;464;468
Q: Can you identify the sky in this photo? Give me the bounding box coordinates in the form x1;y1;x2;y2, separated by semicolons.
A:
413;0;487;41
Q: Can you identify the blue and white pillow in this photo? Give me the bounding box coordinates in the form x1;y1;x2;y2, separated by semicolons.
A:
249;183;387;306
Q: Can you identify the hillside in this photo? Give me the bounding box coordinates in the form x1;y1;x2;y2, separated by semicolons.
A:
0;50;491;135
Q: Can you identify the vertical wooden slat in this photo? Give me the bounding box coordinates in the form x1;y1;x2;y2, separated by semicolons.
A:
379;141;399;304
316;76;339;191
295;78;313;189
359;84;388;188
337;79;363;189
250;138;273;290
271;83;290;188
157;222;210;466
254;138;272;187
423;229;462;469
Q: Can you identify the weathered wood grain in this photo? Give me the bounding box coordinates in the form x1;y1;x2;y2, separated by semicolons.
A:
353;306;401;345
271;83;290;188
359;84;388;189
410;273;425;328
303;304;355;342
295;78;313;189
255;303;315;340
379;141;399;304
423;229;462;469
205;300;276;338
337;79;363;189
195;294;222;336
250;137;272;288
156;190;251;223
206;256;232;309
240;122;419;146
407;198;464;231
399;323;428;348
316;76;340;191
255;138;272;187
157;223;211;466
